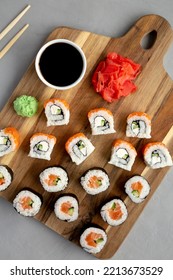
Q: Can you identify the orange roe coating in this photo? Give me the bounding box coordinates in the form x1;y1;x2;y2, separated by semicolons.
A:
113;139;137;154
143;142;166;154
88;108;113;118
65;133;86;151
44;98;69;109
4;127;20;148
127;112;151;121
30;133;56;143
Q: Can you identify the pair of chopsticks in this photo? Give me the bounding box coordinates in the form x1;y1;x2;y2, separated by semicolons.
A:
0;5;30;59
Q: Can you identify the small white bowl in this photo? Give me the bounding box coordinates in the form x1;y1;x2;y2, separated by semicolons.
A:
35;39;87;90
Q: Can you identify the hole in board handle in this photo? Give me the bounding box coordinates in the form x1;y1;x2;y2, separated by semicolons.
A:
140;30;157;50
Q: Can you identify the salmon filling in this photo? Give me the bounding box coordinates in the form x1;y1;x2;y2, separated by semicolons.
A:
88;176;103;188
85;232;104;247
108;202;123;220
20;196;34;210
131;181;143;197
0;173;5;185
60;201;74;216
45;174;60;186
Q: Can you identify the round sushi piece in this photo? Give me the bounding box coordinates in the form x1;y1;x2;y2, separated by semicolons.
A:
80;168;110;195
88;108;115;135
44;98;70;126
39;166;68;192
124;175;150;203
0;165;13;191
126;112;151;138
13;190;42;216
29;133;56;160
108;139;137;171
0;127;20;157
65;133;95;165
80;227;107;254
54;196;78;222
100;199;128;226
143;142;173;169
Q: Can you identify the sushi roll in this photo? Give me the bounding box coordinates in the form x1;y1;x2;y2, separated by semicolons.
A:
100;199;128;226
54;196;78;222
65;133;95;165
80;227;107;254
0;165;13;191
124;175;150;203
13;190;42;216
143;142;173;169
126;112;151;138
44;98;70;126
0;127;20;157
88;108;115;135
29;133;56;160
108;139;137;171
39;166;68;192
80;168;110;195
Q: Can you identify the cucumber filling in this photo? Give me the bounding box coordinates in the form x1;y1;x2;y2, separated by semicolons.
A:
132;190;140;198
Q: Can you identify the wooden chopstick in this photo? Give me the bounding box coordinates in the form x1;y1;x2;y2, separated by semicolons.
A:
0;5;31;41
0;24;29;59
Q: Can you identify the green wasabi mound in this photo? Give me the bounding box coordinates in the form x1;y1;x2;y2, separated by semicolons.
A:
13;95;38;117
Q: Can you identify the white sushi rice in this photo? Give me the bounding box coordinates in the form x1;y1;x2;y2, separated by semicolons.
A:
88;109;115;135
0;166;12;191
29;134;56;160
0;130;16;156
13;190;42;216
45;99;70;126
126;113;151;138
124;175;150;203
39;167;68;192
100;199;128;226
54;196;78;222
144;143;173;169
108;142;137;171
66;135;95;165
80;169;110;195
80;227;107;254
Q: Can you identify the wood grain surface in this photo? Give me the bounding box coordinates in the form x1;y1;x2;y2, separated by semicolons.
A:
0;14;173;259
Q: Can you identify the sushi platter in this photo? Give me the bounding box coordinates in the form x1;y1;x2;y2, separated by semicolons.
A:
0;14;173;259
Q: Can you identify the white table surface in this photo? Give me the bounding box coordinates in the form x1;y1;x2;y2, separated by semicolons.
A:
0;0;173;260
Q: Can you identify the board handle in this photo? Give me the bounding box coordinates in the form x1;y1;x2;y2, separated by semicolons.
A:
122;14;173;61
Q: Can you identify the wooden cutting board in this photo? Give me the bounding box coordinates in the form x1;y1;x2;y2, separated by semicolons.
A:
0;14;173;259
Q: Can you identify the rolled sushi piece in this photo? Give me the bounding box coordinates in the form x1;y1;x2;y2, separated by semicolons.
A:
126;112;151;138
39;166;68;192
0;127;20;157
143;142;173;169
13;190;42;216
44;98;70;126
100;199;128;226
80;168;110;195
124;175;150;203
88;108;115;135
0;165;13;191
80;227;107;254
65;133;95;165
108;139;137;171
29;133;56;160
54;195;78;222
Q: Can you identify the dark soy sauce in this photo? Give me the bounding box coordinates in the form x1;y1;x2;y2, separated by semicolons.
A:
39;43;84;87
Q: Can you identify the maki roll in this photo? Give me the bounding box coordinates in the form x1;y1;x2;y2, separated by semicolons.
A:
143;142;173;169
0;165;13;191
80;227;107;254
65;133;95;165
124;175;150;203
54;196;78;222
80;168;110;195
126;112;151;138
13;190;42;216
0;127;20;157
109;139;137;171
44;98;70;126
39;166;68;192
100;199;128;226
88;108;115;135
29;133;56;160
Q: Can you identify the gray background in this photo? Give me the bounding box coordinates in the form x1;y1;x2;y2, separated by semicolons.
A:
0;0;173;260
